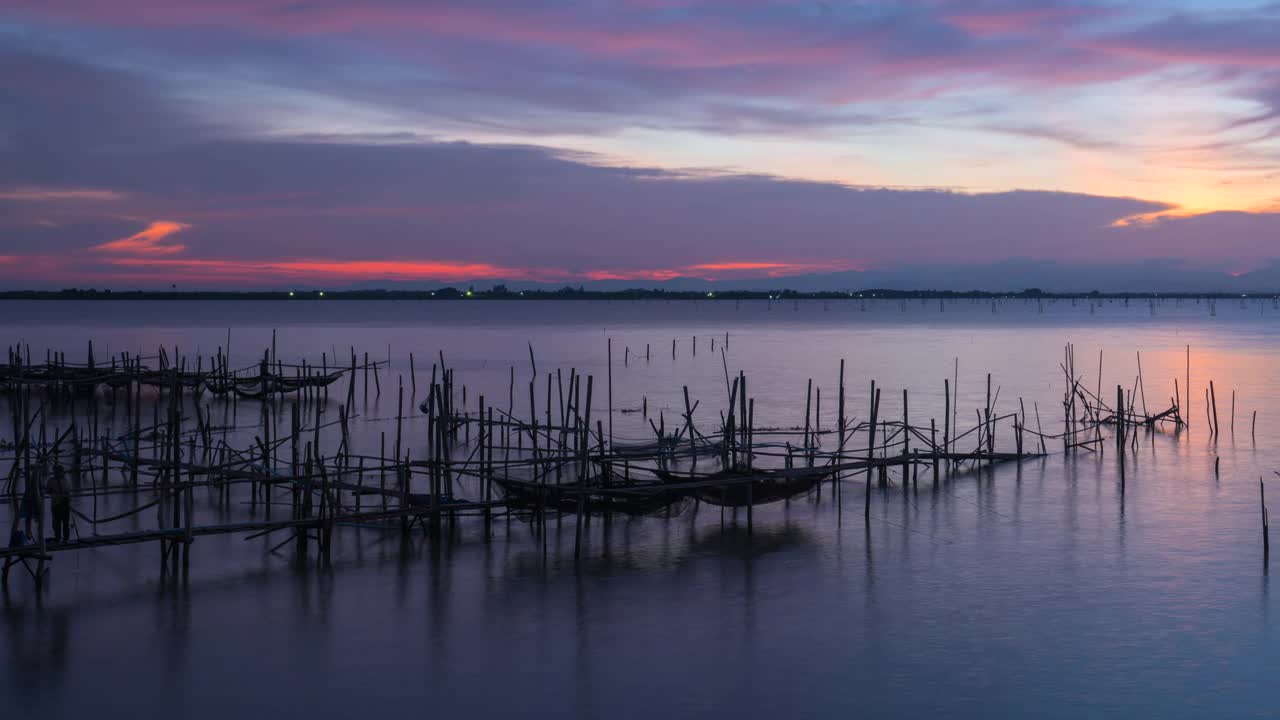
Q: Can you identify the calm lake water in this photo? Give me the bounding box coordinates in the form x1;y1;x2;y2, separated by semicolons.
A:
2;298;1279;719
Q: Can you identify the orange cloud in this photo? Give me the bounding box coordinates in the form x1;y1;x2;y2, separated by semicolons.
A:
1107;207;1208;228
262;259;543;280
583;269;683;282
100;257;558;283
93;221;191;255
88;256;853;285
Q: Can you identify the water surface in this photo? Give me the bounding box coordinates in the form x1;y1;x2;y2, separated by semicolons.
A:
2;298;1278;719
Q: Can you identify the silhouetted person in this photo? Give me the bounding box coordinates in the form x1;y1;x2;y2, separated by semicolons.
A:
7;518;26;548
49;464;71;543
19;470;39;541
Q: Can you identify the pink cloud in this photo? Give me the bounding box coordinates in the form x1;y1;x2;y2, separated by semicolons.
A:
943;7;1102;37
0;0;1147;96
1084;18;1280;68
0;186;126;201
583;260;862;282
73;256;858;286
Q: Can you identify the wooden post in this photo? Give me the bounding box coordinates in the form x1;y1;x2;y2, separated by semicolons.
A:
902;388;910;480
982;373;994;456
931;419;939;484
1210;380;1220;439
348;352;357;406
739;372;748;468
803;378;812;461
479;397;489;532
1117;385;1126;489
865;380;877;520
952;358;959;457
1262;477;1270;562
943;377;950;462
487;406;495;537
682;386;695;456
837;359;845;503
607;337;613;450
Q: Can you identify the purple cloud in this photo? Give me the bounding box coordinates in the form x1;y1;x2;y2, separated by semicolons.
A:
3;3;1280;289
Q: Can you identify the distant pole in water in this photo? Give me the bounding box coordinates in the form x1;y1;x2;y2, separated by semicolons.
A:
1262;477;1270;562
865;381;878;521
837;358;846;508
1210;381;1220;440
952;358;959;456
1117;385;1126;488
943;377;950;461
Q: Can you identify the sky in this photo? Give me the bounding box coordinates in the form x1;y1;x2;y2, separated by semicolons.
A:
1;0;1279;291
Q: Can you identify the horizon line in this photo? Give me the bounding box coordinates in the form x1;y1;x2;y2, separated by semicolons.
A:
0;288;1273;301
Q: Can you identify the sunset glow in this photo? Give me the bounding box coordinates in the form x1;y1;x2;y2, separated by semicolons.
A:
5;254;865;287
1;1;1278;290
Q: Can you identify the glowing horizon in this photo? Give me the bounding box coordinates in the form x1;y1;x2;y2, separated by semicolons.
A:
1;1;1279;289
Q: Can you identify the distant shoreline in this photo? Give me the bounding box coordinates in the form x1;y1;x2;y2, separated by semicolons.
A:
0;288;1274;301
0;286;1274;298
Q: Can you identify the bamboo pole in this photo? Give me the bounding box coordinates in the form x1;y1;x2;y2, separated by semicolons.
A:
1210;380;1220;439
865;381;877;520
1263;477;1270;562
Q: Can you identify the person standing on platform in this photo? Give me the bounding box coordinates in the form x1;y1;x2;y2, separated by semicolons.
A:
49;463;71;543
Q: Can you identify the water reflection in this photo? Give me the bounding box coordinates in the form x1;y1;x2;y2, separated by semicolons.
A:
3;301;1280;718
